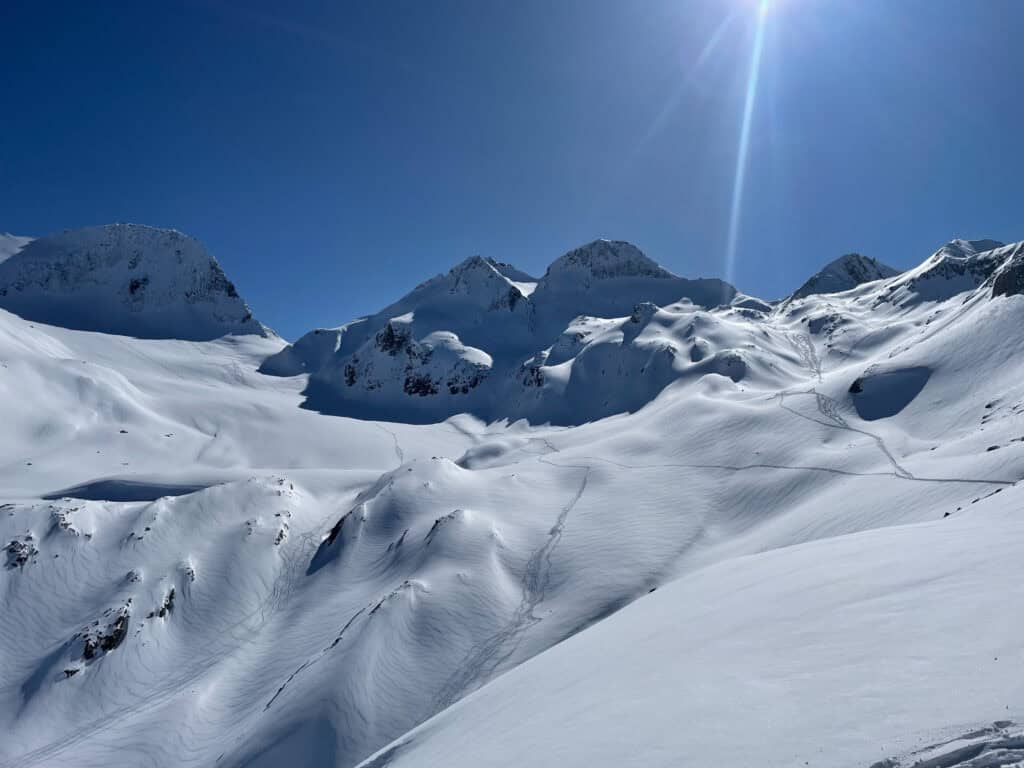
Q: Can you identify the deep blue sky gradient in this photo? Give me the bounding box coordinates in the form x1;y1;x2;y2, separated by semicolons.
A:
3;0;1023;338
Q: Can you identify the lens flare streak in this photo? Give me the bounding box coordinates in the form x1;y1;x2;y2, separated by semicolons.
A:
724;0;769;285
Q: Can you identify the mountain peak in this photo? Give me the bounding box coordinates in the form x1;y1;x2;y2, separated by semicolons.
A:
790;252;899;300
935;238;1005;260
448;254;495;275
0;223;266;340
542;240;674;284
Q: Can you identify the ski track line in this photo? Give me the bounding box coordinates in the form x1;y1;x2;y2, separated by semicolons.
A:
783;330;917;479
560;452;1013;488
372;423;405;467
777;390;918;479
433;458;589;709
263;606;367;712
788;331;823;382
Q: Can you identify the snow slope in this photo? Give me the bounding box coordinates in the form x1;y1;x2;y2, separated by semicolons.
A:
360;492;1024;768
1;230;1023;768
0;224;267;340
0;233;32;264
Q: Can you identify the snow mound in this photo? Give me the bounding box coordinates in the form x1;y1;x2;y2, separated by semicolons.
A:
0;224;266;340
259;326;350;376
303;319;493;421
790;252;899;300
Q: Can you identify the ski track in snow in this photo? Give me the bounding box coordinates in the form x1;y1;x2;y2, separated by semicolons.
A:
561;449;1012;489
434;457;590;709
788;331;823;381
776;390;918;479
264;606;367;712
782;331;919;480
373;423;405;467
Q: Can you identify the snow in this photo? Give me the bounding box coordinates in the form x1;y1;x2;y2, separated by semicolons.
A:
267;239;741;424
877;239;1014;306
1;225;1023;768
0;233;32;264
360;496;1024;768
0;224;267;340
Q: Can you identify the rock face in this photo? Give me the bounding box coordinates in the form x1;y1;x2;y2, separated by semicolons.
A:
80;603;131;660
789;253;899;301
0;224;266;340
989;243;1024;298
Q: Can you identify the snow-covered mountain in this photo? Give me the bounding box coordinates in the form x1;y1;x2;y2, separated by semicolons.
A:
265;239;741;424
1;228;1023;768
0;224;267;340
788;251;899;300
875;238;1019;306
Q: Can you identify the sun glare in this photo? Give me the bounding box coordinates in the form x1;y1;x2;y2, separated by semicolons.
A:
724;0;770;286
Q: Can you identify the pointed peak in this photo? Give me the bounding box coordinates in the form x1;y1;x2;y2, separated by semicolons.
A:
543;240;674;283
448;254;495;275
790;252;899;300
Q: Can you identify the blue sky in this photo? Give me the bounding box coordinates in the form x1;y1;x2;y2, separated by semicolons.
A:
3;0;1023;339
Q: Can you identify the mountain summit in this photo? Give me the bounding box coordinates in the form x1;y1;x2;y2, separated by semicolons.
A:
0;224;266;340
789;252;899;300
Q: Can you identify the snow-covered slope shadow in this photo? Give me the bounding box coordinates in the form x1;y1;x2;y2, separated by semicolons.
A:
849;366;932;421
42;478;214;502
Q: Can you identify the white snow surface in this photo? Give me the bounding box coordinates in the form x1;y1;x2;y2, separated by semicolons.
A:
1;227;1023;768
361;497;1024;768
0;224;266;340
